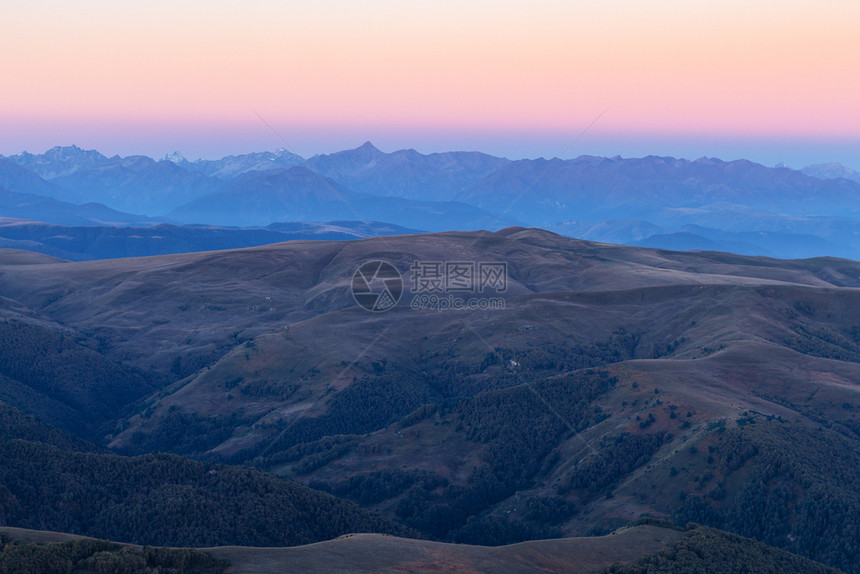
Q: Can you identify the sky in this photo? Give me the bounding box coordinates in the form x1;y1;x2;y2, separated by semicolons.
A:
1;0;858;169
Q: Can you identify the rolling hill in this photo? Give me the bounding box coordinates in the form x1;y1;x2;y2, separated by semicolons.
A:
0;522;842;574
0;522;841;574
0;228;859;571
204;523;842;574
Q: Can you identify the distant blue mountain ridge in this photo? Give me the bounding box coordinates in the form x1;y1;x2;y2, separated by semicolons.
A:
2;143;860;260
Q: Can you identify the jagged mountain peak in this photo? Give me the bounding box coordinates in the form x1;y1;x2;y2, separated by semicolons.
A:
801;162;860;183
357;141;381;152
43;144;107;161
163;151;188;164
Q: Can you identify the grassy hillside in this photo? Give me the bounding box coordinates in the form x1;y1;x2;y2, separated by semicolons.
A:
1;229;860;571
0;318;158;438
669;418;860;573
204;523;840;574
0;531;227;574
208;524;682;574
0;402;412;548
604;525;841;574
0;522;839;574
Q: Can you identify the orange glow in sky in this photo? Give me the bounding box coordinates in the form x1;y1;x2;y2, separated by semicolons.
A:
1;1;858;166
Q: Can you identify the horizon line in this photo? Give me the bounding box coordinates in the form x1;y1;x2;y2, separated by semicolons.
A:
3;141;854;173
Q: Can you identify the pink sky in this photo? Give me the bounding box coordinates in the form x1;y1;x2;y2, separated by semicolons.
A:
1;1;858;167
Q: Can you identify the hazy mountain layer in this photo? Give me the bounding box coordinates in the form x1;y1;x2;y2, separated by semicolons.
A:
6;145;860;258
305;141;510;200
0;218;417;261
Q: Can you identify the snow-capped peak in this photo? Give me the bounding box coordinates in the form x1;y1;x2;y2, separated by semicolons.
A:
164;151;187;164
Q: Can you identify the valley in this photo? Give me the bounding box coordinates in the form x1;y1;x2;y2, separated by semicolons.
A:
0;228;858;572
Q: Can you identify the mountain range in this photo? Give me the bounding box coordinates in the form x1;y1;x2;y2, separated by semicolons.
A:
801;162;860;184
3;144;860;259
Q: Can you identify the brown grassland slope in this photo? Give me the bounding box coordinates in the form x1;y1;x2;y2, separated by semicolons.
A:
1;228;859;571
